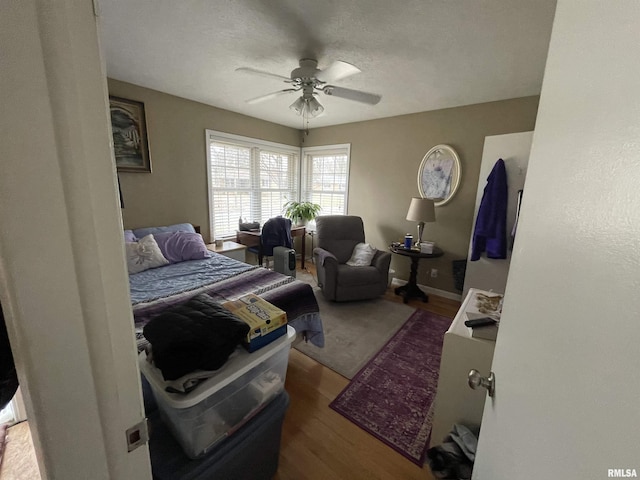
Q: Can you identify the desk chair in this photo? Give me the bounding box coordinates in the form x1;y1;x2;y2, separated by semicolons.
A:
248;217;293;268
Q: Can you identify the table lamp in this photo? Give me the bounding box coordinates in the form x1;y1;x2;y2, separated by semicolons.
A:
406;197;436;245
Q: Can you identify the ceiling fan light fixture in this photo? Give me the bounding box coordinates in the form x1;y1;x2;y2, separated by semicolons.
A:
307;97;324;117
289;97;306;115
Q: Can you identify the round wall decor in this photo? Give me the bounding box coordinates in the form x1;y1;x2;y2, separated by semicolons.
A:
417;144;461;206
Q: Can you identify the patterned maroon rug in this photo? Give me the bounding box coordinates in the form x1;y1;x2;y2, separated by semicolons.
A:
329;309;452;465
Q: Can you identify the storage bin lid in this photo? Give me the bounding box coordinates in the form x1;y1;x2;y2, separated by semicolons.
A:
140;325;295;408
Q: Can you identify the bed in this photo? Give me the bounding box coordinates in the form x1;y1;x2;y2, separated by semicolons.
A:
126;225;324;351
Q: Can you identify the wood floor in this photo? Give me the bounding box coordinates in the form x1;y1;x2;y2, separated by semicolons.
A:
274;266;461;480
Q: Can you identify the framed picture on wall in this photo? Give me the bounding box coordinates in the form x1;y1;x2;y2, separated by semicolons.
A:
109;96;151;173
417;144;461;206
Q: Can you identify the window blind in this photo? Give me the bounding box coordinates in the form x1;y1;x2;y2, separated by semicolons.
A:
207;131;299;239
301;145;350;216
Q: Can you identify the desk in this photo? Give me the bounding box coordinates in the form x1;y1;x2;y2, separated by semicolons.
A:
236;226;306;269
389;245;444;303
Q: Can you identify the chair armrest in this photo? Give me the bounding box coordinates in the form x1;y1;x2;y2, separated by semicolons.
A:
371;249;391;273
313;247;338;266
313;247;339;299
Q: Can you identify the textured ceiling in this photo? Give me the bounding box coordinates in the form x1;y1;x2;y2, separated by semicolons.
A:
100;0;557;129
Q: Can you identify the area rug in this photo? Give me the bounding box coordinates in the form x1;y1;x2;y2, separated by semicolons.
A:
329;309;452;465
294;270;414;379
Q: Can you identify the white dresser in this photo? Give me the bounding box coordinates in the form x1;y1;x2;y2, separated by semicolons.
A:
430;288;500;447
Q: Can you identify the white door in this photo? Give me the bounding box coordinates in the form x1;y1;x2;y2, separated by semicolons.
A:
473;1;640;479
1;2;152;478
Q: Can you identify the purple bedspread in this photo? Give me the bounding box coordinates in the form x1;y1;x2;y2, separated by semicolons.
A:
131;255;324;350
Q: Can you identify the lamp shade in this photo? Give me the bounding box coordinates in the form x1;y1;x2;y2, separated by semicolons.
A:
289;97;305;115
406;197;435;222
290;95;325;117
307;97;325;117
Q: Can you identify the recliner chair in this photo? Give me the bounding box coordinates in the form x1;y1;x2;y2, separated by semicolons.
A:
313;215;391;302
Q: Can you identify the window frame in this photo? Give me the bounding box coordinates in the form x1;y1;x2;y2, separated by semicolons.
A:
301;143;351;217
205;129;300;241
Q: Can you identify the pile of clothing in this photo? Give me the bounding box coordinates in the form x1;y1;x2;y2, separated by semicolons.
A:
143;293;250;393
426;424;479;479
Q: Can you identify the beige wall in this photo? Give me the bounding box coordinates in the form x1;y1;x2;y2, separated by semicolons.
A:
304;97;539;293
108;79;300;239
109;77;537;293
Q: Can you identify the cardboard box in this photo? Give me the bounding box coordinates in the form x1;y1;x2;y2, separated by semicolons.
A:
419;241;435;254
222;294;288;352
471;324;498;341
466;312;499;341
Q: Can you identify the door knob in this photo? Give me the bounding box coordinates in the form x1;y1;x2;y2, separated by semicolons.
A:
468;369;495;397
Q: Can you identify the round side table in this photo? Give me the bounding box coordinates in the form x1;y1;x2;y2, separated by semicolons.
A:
389;245;444;303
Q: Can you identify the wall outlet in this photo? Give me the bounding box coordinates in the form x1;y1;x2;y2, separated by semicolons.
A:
431;268;438;278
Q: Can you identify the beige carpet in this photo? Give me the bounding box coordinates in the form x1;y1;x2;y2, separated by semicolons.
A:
294;270;415;379
0;422;40;479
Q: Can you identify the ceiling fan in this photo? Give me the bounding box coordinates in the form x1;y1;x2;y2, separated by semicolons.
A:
236;59;381;118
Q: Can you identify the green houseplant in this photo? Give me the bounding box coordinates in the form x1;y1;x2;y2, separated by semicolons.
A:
282;200;322;226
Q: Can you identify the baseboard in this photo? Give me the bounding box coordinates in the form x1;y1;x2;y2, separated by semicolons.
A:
390;278;462;302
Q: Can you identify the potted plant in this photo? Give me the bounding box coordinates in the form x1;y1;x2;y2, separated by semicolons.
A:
282;200;322;226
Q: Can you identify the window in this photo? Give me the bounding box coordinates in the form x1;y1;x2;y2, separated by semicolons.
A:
0;388;27;427
206;130;299;239
301;144;351;216
0;401;14;425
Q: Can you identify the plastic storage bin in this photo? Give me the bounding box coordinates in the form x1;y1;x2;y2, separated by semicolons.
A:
140;325;295;459
148;391;290;480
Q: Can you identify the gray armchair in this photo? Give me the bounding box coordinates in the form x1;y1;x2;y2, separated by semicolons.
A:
313;215;391;302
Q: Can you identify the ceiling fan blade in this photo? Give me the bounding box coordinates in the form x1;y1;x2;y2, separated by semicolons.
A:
246;89;298;104
316;61;361;83
322;85;381;105
236;67;291;82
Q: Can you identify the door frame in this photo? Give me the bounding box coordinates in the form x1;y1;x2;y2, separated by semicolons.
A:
0;1;151;478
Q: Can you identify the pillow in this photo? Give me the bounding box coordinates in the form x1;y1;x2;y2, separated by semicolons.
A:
346;243;377;267
125;234;169;274
124;230;137;243
132;223;196;240
153;232;210;264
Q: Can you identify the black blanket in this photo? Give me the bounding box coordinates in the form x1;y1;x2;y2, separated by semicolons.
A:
143;294;249;380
